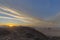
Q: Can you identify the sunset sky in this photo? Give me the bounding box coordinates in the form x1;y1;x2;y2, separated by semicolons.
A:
0;0;60;27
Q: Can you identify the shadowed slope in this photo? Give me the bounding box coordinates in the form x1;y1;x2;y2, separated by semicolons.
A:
0;26;49;40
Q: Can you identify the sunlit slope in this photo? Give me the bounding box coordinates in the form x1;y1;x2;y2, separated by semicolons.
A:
0;5;57;27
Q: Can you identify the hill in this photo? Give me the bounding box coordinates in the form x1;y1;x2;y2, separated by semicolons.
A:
0;26;48;40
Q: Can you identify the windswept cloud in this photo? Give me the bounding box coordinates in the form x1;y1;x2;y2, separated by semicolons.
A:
0;5;58;27
44;12;60;27
0;5;42;26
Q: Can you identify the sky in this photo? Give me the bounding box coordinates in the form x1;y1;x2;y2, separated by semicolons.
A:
0;0;60;18
32;0;60;18
0;0;60;27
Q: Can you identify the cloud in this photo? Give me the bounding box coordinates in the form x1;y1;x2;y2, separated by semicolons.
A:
0;5;44;26
46;12;60;23
43;12;60;27
0;5;58;27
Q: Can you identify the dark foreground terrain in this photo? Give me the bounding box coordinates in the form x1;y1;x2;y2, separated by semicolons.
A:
49;36;60;40
0;26;59;40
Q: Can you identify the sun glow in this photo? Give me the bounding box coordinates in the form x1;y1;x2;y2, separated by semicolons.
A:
5;23;18;27
8;25;14;27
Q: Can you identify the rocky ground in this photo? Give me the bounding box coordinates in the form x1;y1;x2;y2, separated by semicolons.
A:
49;36;60;40
0;26;49;40
0;26;60;40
